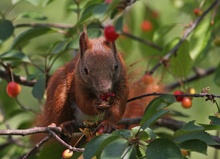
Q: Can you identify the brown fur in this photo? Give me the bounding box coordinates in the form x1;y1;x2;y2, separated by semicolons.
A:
33;32;129;143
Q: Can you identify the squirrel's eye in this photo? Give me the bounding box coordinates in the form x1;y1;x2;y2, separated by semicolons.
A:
84;68;89;75
114;63;118;70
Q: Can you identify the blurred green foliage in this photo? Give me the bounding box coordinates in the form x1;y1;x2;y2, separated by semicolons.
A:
0;0;220;158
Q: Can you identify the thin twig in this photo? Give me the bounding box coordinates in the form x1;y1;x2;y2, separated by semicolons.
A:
127;92;220;103
0;69;36;87
165;67;217;91
149;0;219;75
0;127;62;136
48;129;84;152
15;98;37;113
121;31;163;51
21;135;52;159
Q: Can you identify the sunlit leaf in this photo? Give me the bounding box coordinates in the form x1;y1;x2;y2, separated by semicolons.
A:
100;138;128;159
169;40;192;78
0;50;30;63
11;27;55;49
140;95;176;128
189;20;211;60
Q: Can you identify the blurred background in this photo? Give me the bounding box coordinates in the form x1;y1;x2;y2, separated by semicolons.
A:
0;0;220;158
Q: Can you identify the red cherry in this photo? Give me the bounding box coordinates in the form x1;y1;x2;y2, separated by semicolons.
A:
100;92;115;101
106;92;115;97
141;20;153;32
142;74;154;85
100;94;108;101
104;25;119;42
105;0;112;3
62;149;73;159
181;97;192;109
6;82;21;98
173;90;184;102
193;8;202;16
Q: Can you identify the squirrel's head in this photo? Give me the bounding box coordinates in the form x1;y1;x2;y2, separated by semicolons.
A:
76;31;124;97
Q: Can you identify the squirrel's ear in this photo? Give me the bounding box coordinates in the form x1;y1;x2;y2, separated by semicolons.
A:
79;31;89;57
111;41;118;56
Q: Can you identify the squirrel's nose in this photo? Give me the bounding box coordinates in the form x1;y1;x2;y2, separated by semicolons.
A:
99;80;112;94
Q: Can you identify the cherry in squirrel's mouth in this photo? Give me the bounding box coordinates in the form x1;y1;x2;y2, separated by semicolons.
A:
99;92;115;102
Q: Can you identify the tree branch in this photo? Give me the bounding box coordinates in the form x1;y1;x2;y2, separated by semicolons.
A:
121;31;163;51
165;67;217;91
21;135;52;159
0;69;36;87
127;92;220;103
149;0;219;75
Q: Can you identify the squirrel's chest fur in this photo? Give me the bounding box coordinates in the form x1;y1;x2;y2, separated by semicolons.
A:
71;101;105;123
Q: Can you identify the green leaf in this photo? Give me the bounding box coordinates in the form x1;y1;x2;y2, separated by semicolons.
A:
138;130;149;141
145;127;157;139
100;138;129;159
13;0;55;6
208;116;220;126
140;95;176;128
78;1;100;24
51;40;69;54
106;0;120;12
115;15;123;33
200;124;220;131
181;121;204;131
141;109;169;129
25;0;54;7
32;75;46;100
122;145;137;159
0;50;30;63
174;121;204;138
112;129;132;138
83;134;119;159
169;40;192;78
179;139;207;155
146;138;182;159
173;131;218;146
168;110;189;117
18;12;47;20
0;20;14;42
6;112;32;129
11;27;55;49
93;3;109;19
153;24;176;45
214;63;220;86
189;20;211;60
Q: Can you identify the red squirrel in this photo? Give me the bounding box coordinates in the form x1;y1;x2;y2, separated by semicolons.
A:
34;31;129;141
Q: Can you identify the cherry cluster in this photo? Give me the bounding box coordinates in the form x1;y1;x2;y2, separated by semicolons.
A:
173;89;194;109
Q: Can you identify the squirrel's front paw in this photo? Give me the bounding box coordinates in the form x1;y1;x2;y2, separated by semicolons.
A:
97;120;116;133
94;99;110;112
60;120;76;137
